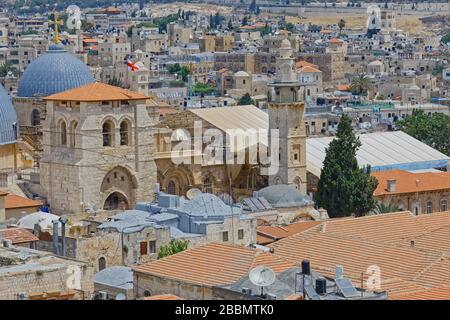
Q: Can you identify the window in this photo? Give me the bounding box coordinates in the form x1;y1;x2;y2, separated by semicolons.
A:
222;231;229;242
140;241;148;255
31;109;40;126
441;199;448;212
102;121;114;147
98;257;106;271
120;120;130;146
167;180;176;195
203;178;213;194
70;121;78;147
60;121;67;146
149;241;156;254
426;201;433;214
238;229;244;240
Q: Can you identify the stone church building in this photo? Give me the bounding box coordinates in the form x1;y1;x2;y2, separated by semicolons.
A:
40;82;158;214
17;38;307;215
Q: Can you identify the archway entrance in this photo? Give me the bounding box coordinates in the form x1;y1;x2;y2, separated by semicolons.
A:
104;192;129;210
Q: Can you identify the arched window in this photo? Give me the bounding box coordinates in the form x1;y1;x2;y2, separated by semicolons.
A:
120;120;130;146
60;121;67;146
426;201;433;214
98;257;106;271
441;199;448;212
31;109;40;126
203;177;213;194
102;121;114;147
167;180;176;195
70;121;78;147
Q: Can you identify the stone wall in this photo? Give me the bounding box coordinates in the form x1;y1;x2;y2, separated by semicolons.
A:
133;272;212;300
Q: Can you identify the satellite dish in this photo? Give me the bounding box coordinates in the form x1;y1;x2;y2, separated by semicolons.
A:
249;266;276;288
186;188;202;200
115;293;126;300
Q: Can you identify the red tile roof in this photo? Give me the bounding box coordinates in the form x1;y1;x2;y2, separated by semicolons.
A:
0;227;38;244
390;286;450;300
5;194;42;209
133;242;295;287
257;221;321;245
372;170;450;196
44;82;149;102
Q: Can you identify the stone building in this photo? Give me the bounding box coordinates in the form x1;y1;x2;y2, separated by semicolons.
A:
372;169;450;215
0;244;94;300
40;82;158;214
268;39;307;193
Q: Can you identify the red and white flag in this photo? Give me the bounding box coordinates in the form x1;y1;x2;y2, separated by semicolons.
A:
127;60;139;71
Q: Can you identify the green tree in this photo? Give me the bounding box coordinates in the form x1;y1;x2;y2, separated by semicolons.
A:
397;109;450;156
338;19;346;36
242;16;248;26
237;93;255;105
0;61;18;77
81;20;94;32
441;32;450;44
193;83;216;95
316;115;378;218
372;201;401;215
158;239;189;259
350;73;372;96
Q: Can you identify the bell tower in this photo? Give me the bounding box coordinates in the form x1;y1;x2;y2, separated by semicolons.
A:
267;39;307;193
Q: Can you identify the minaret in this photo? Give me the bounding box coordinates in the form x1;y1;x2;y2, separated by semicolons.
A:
267;39;307;193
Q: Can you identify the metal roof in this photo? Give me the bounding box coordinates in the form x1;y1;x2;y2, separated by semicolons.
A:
94;266;133;290
0;84;18;145
307;131;450;177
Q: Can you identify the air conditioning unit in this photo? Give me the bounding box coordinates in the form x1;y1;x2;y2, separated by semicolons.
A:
99;291;108;300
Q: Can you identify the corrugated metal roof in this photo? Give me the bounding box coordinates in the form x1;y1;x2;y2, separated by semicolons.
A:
190;105;269;148
0;84;18;145
307;131;450;177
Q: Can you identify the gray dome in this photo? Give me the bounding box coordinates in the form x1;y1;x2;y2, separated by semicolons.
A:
17;44;95;98
258;185;312;208
0;84;18;145
181;193;236;216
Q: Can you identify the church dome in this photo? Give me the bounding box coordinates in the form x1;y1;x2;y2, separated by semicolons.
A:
17;44;95;98
257;185;312;208
0;84;18;145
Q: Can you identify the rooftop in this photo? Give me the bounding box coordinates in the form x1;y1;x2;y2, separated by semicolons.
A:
0;228;38;244
307;131;450;177
4;193;42;210
44;82;149;102
133;242;294;287
372;169;450;196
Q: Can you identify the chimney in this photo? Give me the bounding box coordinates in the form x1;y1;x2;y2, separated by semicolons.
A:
387;179;396;192
52;220;59;255
335;265;344;279
60;216;68;257
301;260;310;275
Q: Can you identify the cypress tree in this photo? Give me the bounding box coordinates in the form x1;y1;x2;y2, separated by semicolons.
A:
316;115;378;217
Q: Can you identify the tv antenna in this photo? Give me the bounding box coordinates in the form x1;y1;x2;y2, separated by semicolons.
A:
249;266;276;297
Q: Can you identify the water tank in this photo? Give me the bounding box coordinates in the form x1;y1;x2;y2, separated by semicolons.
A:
301;260;310;275
316;278;327;295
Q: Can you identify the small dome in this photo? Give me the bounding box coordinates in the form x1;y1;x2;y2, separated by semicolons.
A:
258;185;312;208
181;193;235;216
17;44;95;98
281;39;291;49
0;84;18;145
234;70;250;77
